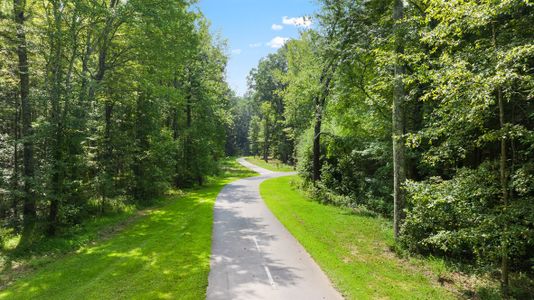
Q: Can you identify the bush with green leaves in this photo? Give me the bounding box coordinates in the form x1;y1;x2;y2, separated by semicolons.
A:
296;127;393;215
131;129;177;203
401;162;534;272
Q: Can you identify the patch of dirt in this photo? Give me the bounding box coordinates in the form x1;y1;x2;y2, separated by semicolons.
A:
0;258;35;290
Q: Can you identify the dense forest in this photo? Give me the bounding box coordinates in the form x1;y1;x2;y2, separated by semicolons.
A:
229;0;533;297
0;0;533;298
0;0;232;246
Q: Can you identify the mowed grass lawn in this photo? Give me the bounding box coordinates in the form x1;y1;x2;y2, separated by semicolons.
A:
260;176;455;300
0;159;256;300
244;156;294;172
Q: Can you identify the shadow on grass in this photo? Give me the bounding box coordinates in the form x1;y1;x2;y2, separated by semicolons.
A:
0;184;224;300
0;209;139;291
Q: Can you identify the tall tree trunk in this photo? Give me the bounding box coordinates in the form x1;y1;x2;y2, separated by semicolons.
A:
312;100;322;182
493;22;509;299
172;78;181;187
311;60;337;183
184;71;194;185
48;0;64;236
11;94;20;224
89;0;120;208
392;0;406;239
87;0;118;101
14;0;37;247
172;107;181;187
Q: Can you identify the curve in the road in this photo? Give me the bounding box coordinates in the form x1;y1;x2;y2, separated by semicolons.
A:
207;158;343;300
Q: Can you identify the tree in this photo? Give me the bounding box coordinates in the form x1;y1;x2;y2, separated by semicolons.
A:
411;1;533;296
13;0;37;246
391;0;406;239
247;50;292;163
0;0;233;246
243;1;533;296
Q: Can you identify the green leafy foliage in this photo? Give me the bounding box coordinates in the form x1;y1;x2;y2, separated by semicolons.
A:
0;158;256;299
0;0;233;248
261;175;454;300
230;0;534;296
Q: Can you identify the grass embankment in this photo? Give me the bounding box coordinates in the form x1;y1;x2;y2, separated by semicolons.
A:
0;159;256;300
260;176;455;300
244;156;294;172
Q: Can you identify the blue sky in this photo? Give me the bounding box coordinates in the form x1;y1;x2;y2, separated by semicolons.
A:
197;0;320;96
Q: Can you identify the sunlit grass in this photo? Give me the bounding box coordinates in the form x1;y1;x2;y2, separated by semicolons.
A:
260;176;455;300
0;158;256;299
244;156;294;172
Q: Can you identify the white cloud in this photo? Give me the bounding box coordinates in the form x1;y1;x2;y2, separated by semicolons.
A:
282;16;312;28
249;42;262;48
271;24;283;31
266;36;289;49
231;49;242;55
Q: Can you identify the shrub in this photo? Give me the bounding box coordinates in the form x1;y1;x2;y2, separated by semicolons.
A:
401;162;534;272
296;128;393;215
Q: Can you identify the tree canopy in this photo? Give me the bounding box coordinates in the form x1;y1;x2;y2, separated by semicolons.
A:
1;0;532;298
229;0;533;297
1;0;232;244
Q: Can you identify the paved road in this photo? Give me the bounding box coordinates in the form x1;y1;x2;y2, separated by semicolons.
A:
207;158;343;300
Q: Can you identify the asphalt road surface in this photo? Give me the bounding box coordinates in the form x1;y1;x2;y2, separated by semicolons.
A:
207;158;343;300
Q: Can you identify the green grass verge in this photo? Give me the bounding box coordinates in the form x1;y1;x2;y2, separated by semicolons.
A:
260;176;455;300
244;156;294;172
0;159;256;300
